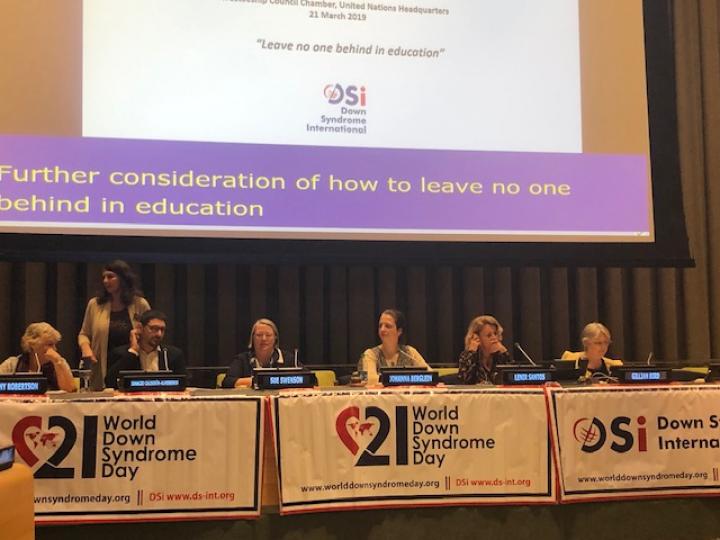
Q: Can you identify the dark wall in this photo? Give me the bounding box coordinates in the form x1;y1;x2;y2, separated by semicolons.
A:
0;261;689;369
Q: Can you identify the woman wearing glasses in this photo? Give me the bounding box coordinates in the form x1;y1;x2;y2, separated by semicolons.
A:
222;318;296;388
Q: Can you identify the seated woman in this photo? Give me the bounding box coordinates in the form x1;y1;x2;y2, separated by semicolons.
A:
561;322;623;377
458;315;511;384
222;318;295;388
358;309;429;385
0;322;75;392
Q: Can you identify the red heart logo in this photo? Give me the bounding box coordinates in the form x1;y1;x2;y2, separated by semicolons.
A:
335;406;378;456
12;416;65;467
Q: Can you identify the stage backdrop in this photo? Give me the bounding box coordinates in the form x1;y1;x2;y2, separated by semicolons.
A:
1;0;720;369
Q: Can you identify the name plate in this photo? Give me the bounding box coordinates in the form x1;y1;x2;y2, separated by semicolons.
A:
118;371;186;392
494;366;552;385
613;366;670;384
0;375;48;395
379;369;439;386
253;368;316;390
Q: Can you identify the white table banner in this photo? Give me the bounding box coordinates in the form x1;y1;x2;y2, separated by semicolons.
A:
0;395;264;522
549;385;720;502
272;388;555;513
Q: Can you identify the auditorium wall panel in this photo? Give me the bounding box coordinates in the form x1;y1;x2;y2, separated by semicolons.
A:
0;262;708;368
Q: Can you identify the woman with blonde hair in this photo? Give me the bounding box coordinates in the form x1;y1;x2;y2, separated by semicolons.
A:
458;315;511;384
0;322;75;392
222;318;296;388
561;322;623;376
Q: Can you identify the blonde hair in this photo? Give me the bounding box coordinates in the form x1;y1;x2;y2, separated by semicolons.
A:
20;322;61;353
247;318;280;349
580;322;612;349
464;315;503;349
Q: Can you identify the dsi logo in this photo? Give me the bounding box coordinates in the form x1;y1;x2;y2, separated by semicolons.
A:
12;415;98;478
573;416;647;453
323;84;366;106
335;405;407;466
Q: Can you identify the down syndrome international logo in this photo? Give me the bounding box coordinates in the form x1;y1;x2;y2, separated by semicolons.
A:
323;83;366;106
572;416;648;453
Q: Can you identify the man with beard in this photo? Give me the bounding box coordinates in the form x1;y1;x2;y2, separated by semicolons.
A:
105;310;186;389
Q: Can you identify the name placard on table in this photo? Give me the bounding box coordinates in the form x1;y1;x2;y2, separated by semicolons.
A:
0;375;48;395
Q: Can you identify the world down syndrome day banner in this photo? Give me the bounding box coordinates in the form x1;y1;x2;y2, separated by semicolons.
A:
0;395;264;522
272;388;554;513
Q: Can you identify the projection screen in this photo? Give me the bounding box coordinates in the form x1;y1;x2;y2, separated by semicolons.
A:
0;0;654;243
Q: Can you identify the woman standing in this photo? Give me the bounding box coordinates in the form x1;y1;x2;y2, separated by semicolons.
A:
78;260;150;390
358;309;429;385
457;315;512;384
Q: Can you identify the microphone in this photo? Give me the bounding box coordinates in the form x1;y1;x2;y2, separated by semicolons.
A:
646;352;654;366
293;348;299;367
156;345;169;371
514;342;537;366
277;349;285;366
398;347;414;365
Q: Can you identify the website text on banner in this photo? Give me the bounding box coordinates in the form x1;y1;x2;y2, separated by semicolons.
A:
0;396;264;522
549;386;720;502
272;388;554;513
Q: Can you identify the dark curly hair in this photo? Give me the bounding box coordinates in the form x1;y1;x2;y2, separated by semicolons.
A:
96;260;144;307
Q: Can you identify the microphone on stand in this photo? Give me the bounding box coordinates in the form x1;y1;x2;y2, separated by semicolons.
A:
514;342;537;366
154;345;169;371
646;352;654;366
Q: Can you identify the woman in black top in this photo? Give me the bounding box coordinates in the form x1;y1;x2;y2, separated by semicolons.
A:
222;318;295;388
457;315;511;384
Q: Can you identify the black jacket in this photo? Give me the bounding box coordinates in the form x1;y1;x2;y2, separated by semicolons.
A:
105;344;186;389
221;349;297;388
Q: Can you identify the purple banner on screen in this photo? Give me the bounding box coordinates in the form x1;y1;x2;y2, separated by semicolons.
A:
0;135;651;239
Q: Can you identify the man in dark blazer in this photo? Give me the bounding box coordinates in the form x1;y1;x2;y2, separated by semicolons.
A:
105;309;186;389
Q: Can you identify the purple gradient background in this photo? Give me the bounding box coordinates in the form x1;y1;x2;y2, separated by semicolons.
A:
0;135;651;236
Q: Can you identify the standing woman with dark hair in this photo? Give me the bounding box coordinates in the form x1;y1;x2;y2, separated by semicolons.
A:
78;260;150;390
358;309;429;385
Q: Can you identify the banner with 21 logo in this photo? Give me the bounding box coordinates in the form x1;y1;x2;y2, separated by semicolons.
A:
272;388;554;513
0;396;263;522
